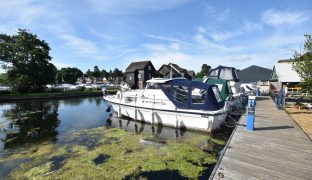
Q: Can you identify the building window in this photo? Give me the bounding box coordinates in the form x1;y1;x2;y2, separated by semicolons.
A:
138;74;141;79
148;66;151;70
148;73;152;79
129;76;132;80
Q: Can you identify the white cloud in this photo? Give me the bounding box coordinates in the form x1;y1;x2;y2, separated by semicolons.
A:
193;33;242;51
59;34;105;61
197;26;206;33
230;55;252;62
89;28;117;41
202;21;262;43
87;0;194;15
261;9;309;27
209;31;240;42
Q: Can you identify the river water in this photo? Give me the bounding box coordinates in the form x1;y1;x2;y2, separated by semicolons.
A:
0;97;234;179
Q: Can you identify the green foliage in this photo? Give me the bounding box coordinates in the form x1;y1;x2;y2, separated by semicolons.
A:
0;29;56;93
84;66;124;79
0;73;10;85
92;65;101;77
196;64;211;79
293;34;312;92
56;67;83;84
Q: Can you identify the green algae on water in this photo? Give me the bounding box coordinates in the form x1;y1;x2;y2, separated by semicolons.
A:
5;127;221;179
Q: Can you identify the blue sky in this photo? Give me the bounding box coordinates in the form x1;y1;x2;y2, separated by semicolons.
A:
0;0;311;73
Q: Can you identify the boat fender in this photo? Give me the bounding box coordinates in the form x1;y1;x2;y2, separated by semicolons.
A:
106;105;111;112
116;91;122;99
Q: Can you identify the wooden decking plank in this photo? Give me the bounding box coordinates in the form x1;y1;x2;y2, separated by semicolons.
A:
212;96;312;180
227;145;312;165
218;156;307;180
231;133;312;149
225;150;312;177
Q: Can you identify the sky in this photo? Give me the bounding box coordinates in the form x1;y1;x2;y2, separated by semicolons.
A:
0;0;312;73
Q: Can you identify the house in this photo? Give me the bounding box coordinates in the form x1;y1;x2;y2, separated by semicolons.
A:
125;60;157;89
76;77;109;84
237;65;272;83
158;63;195;80
270;59;303;91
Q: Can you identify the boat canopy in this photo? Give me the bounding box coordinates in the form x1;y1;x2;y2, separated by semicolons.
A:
157;78;225;111
208;66;239;82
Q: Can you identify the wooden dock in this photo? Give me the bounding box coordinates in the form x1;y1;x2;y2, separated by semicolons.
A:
211;96;312;180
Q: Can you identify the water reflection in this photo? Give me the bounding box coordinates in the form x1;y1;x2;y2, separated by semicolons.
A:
109;116;199;141
0;97;235;179
1;101;60;149
0;97;110;151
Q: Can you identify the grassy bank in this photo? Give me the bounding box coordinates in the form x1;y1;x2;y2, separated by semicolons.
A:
0;90;117;101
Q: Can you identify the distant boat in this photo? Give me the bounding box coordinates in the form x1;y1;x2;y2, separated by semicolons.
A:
103;78;230;132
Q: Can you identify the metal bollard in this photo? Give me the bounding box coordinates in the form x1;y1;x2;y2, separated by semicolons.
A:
246;96;256;131
256;87;260;96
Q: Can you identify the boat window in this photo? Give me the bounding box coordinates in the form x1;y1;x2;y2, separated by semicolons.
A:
219;68;233;80
173;85;188;103
146;83;159;89
210;69;218;77
216;84;223;91
212;86;222;102
161;83;172;94
191;87;206;104
125;97;134;103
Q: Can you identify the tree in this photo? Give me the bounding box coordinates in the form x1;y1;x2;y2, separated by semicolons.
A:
196;64;211;79
0;73;10;85
101;69;108;78
55;67;83;84
85;69;92;77
92;66;101;77
0;29;56;92
113;68;123;77
292;34;312;91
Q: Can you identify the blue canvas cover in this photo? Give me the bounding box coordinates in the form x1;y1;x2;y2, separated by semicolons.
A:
159;79;225;111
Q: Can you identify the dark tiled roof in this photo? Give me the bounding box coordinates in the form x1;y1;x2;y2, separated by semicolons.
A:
125;60;151;73
187;70;195;77
237;65;272;83
169;63;183;72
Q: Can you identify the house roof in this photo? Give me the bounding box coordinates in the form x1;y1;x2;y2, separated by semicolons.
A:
187;70;195;77
125;60;151;73
158;63;192;77
273;61;302;82
237;65;272;83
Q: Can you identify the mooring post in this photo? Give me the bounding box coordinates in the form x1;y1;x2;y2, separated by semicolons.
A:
246;95;256;131
256;87;260;96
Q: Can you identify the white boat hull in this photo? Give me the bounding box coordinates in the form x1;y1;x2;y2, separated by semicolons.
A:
108;100;227;132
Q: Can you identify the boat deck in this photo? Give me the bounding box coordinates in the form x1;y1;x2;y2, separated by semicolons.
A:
211;96;312;180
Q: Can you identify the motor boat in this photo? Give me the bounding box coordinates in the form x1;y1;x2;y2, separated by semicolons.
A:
103;78;230;132
202;66;248;112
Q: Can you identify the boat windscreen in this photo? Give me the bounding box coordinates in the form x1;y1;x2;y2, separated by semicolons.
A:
146;83;160;89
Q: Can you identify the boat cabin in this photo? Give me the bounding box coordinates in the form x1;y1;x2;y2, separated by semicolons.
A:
146;78;224;111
